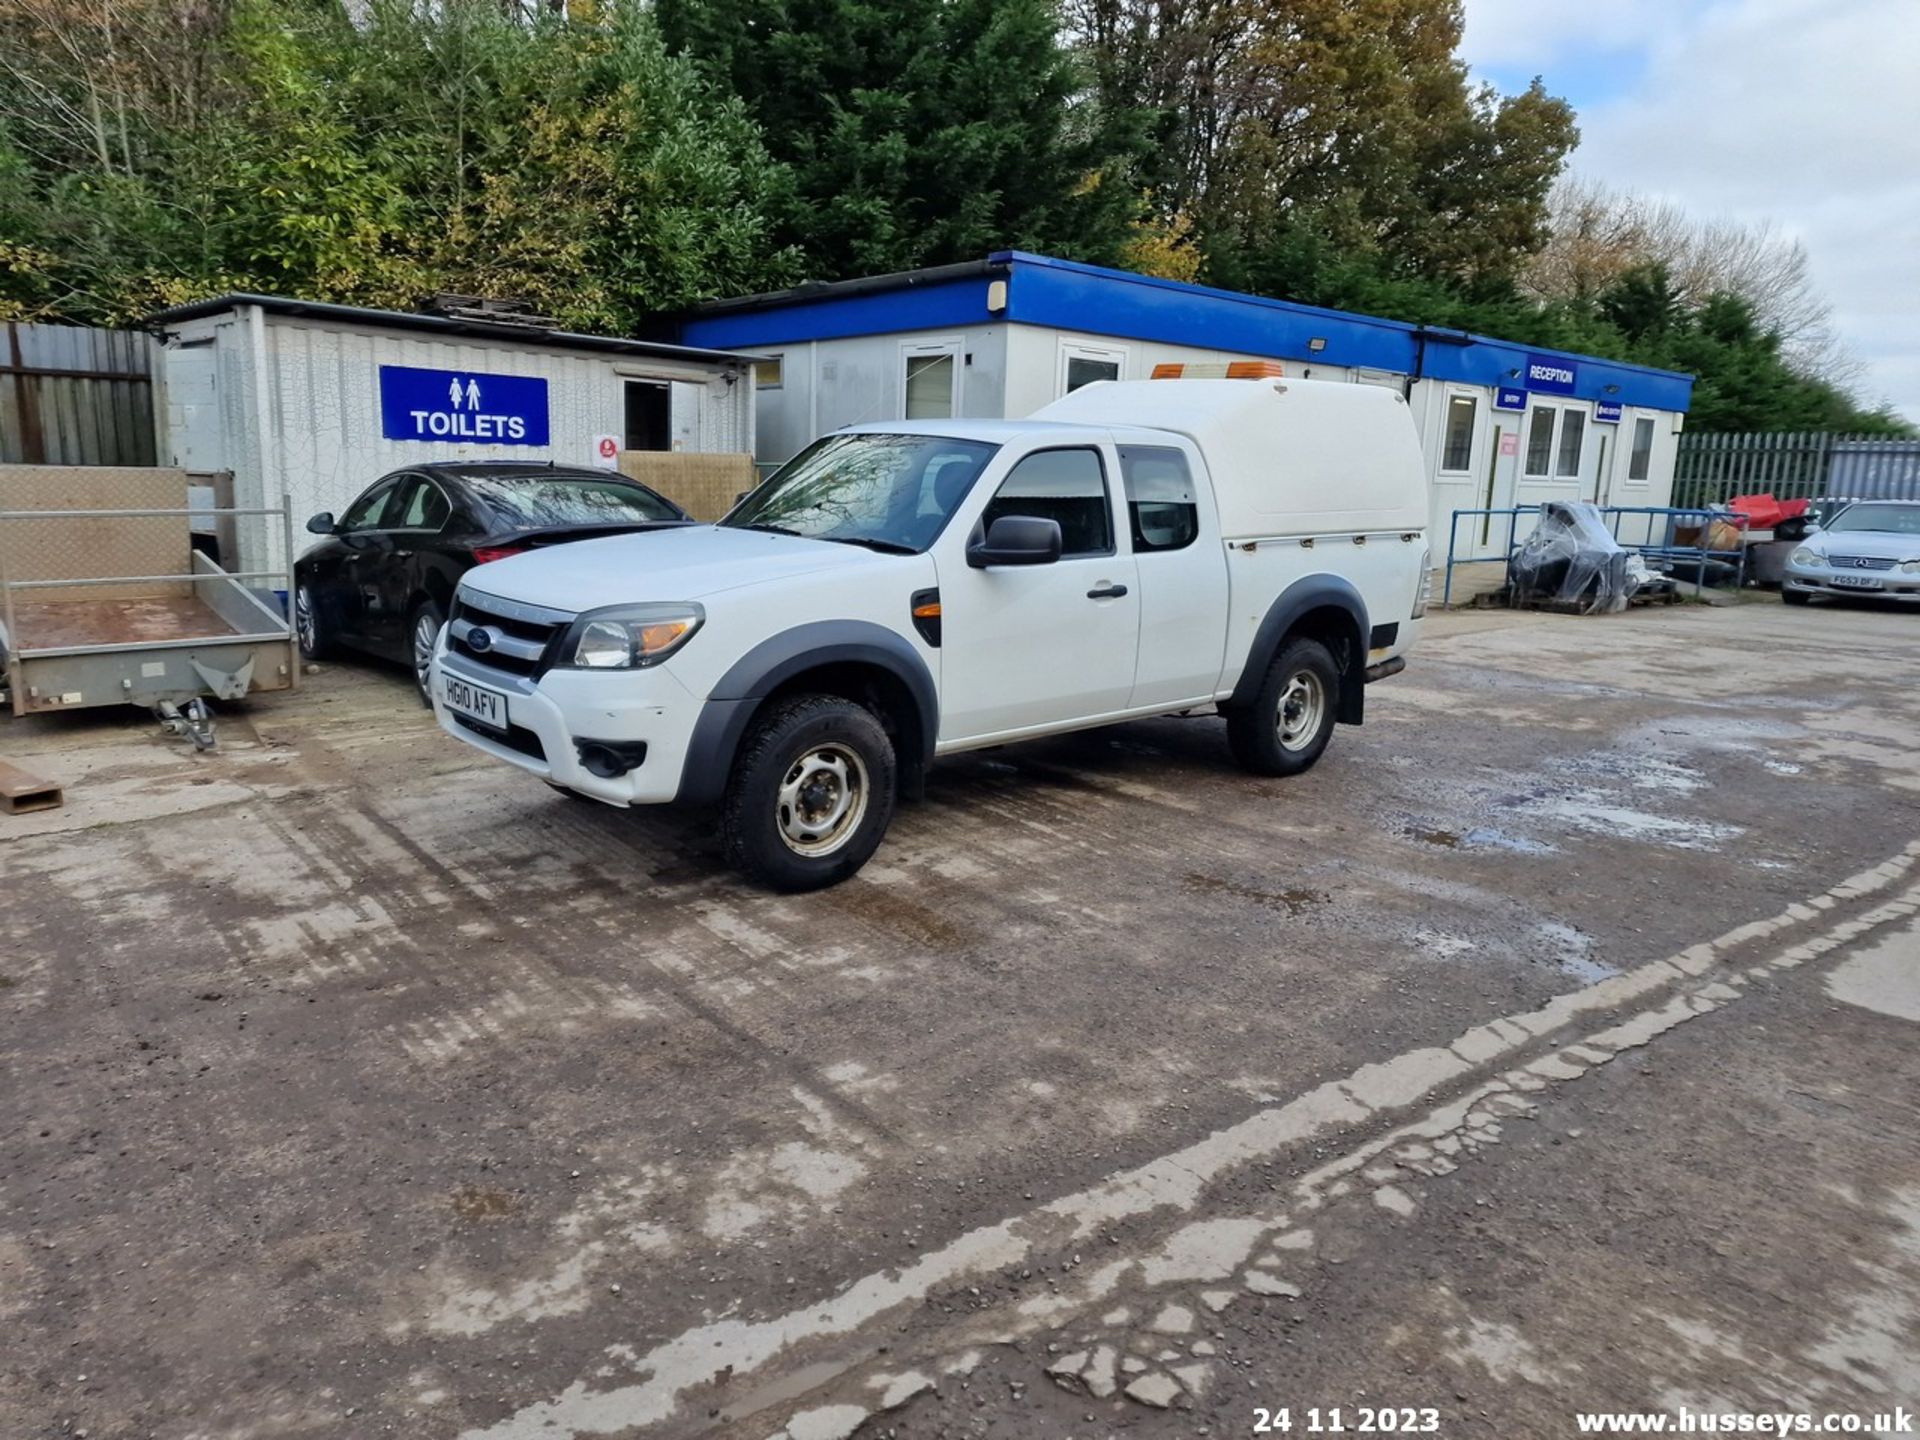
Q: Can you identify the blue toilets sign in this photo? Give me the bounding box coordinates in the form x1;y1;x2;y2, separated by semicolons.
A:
379;365;549;446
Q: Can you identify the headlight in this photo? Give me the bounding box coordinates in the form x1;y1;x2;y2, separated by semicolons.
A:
566;603;704;669
1789;547;1821;567
1901;560;1920;576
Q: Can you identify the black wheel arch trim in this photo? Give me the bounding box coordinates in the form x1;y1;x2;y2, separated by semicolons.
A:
676;621;939;808
1229;574;1371;726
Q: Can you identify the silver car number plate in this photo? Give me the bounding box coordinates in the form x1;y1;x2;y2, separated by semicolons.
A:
443;674;508;730
1830;574;1884;589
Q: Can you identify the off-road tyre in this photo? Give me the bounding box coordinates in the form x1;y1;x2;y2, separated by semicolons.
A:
1226;635;1342;777
722;694;898;892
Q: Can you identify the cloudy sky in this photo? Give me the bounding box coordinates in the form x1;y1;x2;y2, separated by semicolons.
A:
1461;0;1920;422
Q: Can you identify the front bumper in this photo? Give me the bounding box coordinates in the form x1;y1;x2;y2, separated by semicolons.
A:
430;645;704;805
1783;563;1920;601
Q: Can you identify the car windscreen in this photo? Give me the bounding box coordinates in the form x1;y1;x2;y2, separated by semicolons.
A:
460;474;683;530
721;434;1001;553
1825;504;1920;536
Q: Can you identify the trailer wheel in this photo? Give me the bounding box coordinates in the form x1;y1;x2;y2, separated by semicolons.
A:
294;584;337;661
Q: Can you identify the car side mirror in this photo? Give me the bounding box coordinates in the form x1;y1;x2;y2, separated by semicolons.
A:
967;515;1062;568
307;512;337;535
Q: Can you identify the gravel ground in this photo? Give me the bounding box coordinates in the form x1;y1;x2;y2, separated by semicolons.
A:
2;596;1917;1440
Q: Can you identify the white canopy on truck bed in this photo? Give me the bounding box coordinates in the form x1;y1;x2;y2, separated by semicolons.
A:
1035;378;1428;541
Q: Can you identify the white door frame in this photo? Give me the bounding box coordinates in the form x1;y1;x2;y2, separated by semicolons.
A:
1055;338;1130;397
899;337;964;420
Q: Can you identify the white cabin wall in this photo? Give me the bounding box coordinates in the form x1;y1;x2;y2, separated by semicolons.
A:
1002;324;1357;418
748;324;1009;466
152;309;753;578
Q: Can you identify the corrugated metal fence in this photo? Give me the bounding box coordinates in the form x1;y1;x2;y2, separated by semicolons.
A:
1;323;157;466
1675;432;1920;508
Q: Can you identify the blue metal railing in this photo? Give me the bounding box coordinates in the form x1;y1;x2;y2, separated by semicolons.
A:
1442;505;1751;609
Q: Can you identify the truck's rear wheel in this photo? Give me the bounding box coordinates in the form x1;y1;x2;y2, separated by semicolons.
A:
722;694;897;891
1227;636;1340;777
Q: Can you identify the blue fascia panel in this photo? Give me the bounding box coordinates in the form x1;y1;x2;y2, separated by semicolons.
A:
996;251;1419;375
1420;334;1694;413
676;250;1694;414
679;276;996;350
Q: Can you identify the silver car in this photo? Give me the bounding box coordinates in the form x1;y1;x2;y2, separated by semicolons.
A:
1784;500;1920;606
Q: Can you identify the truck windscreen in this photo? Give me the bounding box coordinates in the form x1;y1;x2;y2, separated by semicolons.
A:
722;433;1001;554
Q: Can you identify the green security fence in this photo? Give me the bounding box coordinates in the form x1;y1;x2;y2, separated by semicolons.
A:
1674;432;1920;509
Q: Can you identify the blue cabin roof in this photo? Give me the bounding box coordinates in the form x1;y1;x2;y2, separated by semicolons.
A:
679;250;1694;414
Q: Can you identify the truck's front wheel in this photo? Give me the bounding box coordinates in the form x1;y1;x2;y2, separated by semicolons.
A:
1226;636;1341;777
722;694;898;891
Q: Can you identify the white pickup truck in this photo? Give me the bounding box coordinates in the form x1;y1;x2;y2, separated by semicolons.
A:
431;377;1431;889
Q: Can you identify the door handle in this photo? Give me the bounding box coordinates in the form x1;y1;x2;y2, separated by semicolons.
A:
1086;583;1129;600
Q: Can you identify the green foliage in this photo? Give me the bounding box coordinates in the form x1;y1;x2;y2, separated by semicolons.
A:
0;0;800;329
657;0;1143;276
0;0;1898;431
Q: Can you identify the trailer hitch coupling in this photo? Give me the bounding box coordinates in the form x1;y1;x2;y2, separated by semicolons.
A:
156;698;217;752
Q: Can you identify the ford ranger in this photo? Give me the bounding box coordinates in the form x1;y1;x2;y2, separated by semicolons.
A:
430;377;1431;889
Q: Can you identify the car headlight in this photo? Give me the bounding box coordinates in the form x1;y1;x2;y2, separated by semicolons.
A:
1789;547;1822;567
1902;560;1920;576
566;603;704;669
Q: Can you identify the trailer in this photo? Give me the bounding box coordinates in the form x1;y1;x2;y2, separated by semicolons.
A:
0;465;296;748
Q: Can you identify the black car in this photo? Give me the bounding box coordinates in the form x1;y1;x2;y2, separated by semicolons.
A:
294;462;691;701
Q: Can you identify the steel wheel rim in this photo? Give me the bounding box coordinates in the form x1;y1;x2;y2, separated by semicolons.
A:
413;613;439;692
776;743;869;857
295;587;317;654
1275;669;1327;752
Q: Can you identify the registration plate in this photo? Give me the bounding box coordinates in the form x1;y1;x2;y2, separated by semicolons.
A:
442;673;508;730
1830;574;1883;589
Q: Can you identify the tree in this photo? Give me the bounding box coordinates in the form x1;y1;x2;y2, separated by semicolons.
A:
1527;176;1861;390
657;0;1143;278
1070;0;1576;289
0;0;801;328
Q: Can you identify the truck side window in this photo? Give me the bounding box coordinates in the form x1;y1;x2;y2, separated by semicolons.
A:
982;447;1113;557
1119;446;1198;553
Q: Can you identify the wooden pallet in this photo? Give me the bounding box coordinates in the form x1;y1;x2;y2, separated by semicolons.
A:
0;760;62;813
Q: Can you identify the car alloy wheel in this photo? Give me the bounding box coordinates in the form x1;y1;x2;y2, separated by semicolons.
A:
295;585;321;658
413;612;439;694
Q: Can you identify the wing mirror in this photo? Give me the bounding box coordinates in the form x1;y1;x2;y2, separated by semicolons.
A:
966;515;1062;568
306;512;337;535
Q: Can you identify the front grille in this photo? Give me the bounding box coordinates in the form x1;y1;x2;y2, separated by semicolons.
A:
1828;554;1897;571
454;712;547;761
450;590;572;677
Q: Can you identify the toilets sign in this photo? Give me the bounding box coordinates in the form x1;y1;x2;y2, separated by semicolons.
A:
378;365;549;446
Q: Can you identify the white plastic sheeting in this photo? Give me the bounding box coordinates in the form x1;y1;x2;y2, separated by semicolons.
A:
1508;500;1650;613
